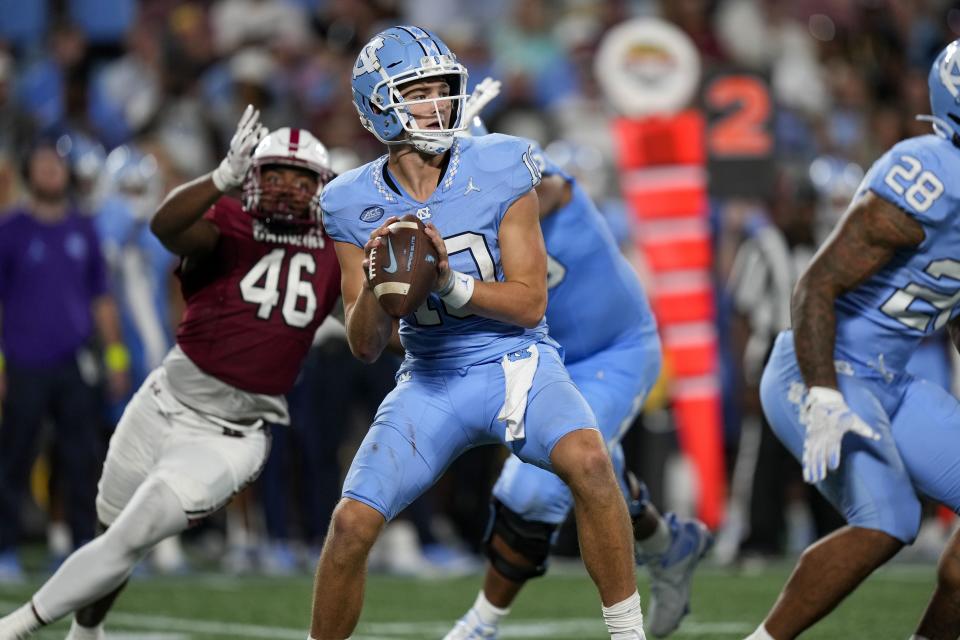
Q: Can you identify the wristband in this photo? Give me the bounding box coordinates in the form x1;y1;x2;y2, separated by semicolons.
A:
440;270;475;309
210;164;232;193
806;386;843;404
435;271;456;296
104;343;130;373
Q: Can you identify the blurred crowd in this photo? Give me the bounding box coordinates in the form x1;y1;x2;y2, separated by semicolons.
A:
2;0;960;579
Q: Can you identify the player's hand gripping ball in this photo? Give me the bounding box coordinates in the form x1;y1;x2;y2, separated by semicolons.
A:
366;215;439;318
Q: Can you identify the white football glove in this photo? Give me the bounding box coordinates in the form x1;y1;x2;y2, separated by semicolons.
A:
800;386;880;484
211;104;268;192
462;77;502;125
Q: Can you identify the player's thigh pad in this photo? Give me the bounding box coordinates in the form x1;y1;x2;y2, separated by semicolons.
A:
760;331;920;542
506;342;598;469
152;423;269;520
97;369;173;526
342;368;478;521
893;377;960;514
566;335;661;446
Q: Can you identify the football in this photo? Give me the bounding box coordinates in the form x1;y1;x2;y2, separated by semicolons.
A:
368;214;439;318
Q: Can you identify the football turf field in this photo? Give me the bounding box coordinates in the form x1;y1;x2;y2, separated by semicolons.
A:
0;560;937;639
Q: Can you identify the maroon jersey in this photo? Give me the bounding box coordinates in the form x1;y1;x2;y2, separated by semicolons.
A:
176;197;341;395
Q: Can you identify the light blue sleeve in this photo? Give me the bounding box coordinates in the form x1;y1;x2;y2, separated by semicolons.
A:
474;134;543;216
865;136;954;226
320;172;367;248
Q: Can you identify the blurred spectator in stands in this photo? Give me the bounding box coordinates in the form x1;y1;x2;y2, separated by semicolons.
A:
68;0;137;60
210;0;310;55
16;21;89;136
0;0;49;55
488;0;579;112
0;141;129;581
88;21;163;148
92;144;175;407
55;131;105;211
0;49;36;158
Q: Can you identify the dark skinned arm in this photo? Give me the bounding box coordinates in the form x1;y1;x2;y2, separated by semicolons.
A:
150;174;223;258
947;314;960;356
792;191;924;389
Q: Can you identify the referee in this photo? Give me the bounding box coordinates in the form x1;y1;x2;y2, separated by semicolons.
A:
0;142;129;581
727;174;844;562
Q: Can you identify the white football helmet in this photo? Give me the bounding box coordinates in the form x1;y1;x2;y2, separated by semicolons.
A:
242;127;335;230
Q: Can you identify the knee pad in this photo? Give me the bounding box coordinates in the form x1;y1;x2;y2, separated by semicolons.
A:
625;471;650;520
483;499;557;583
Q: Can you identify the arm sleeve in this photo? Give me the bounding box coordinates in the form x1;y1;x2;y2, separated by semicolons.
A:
865;138;953;226
320;184;366;247
474;135;544;220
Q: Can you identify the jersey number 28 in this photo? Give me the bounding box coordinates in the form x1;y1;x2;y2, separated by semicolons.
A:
883;155;944;213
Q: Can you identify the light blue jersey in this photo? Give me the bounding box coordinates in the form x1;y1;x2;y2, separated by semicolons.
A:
324;134;598;521
835;134;960;376
538;156;658;363
492;147;662;524
322;134;549;371
761;134;960;542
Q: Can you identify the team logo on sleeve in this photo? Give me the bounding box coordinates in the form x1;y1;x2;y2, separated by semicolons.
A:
360;206;385;223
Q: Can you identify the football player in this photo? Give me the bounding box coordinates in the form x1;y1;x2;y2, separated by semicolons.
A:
311;26;646;640
443;88;712;640
0;106;341;640
745;39;960;640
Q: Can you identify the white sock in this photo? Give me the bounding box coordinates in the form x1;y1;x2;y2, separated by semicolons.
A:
602;591;645;639
0;602;44;636
66;618;105;640
471;590;510;627
636;518;671;556
909;636;931;640
744;624;776;640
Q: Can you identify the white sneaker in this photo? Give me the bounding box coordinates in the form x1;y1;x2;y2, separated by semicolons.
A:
442;610;498;639
638;513;713;638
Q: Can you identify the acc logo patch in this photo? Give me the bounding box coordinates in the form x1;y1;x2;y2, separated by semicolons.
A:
360;206;385;223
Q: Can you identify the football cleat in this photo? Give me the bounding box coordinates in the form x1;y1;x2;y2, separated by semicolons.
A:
638;513;713;638
442;610;498;640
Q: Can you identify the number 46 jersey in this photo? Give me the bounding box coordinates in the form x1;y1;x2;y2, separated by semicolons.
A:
175;196;341;396
836;133;960;374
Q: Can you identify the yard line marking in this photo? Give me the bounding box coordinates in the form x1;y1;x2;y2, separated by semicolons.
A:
363;618;753;637
2;600;752;639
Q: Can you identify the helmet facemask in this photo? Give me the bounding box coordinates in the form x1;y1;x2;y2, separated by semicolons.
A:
243;161;334;232
377;68;469;155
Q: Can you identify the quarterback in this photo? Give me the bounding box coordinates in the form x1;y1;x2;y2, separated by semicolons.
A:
309;26;646;640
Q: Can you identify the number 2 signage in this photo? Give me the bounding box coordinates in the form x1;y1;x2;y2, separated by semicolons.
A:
701;69;775;198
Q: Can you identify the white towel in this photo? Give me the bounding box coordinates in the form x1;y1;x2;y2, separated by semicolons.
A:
497;345;540;442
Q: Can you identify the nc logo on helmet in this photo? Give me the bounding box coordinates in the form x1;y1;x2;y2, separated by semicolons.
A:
353;36;385;79
940;41;960;98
